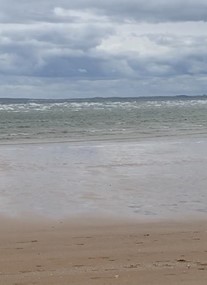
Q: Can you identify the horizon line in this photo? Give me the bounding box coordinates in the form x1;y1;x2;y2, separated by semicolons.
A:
0;94;207;101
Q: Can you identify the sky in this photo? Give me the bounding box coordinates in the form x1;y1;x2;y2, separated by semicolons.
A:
0;0;207;98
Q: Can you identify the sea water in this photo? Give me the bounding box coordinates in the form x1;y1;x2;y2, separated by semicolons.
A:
0;96;207;220
0;96;207;142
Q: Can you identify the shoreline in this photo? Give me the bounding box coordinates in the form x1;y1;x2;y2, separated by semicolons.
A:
1;216;207;284
0;131;207;147
1;135;207;284
1;135;207;220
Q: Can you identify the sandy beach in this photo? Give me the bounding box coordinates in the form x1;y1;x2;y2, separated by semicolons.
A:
1;138;207;284
1;217;207;285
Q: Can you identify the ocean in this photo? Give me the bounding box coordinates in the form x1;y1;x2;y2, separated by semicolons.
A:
0;96;207;143
1;96;207;220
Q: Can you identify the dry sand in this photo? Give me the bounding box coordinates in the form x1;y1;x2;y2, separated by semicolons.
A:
1;216;207;285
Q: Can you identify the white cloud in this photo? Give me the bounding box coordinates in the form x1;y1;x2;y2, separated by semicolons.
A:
53;7;109;23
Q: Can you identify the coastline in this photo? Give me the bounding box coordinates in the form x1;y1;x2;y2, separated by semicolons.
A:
1;136;207;220
1;216;207;284
0;131;207;147
1;136;207;283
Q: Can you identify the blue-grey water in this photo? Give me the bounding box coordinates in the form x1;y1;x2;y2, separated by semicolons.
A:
0;96;207;142
0;96;207;220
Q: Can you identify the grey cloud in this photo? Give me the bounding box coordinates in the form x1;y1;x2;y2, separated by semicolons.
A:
0;0;207;98
67;0;207;23
1;0;207;23
0;20;114;77
34;55;107;78
0;24;207;81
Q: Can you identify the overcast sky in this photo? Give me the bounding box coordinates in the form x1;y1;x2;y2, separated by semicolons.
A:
0;0;207;98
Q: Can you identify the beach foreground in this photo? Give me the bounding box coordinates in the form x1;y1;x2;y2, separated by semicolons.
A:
1;217;207;285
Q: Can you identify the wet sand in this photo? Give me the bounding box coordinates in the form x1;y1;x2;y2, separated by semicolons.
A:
1;138;207;284
1;217;207;285
1;137;207;219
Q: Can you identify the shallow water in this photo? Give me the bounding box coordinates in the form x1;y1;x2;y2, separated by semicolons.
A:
1;137;207;220
0;97;207;142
